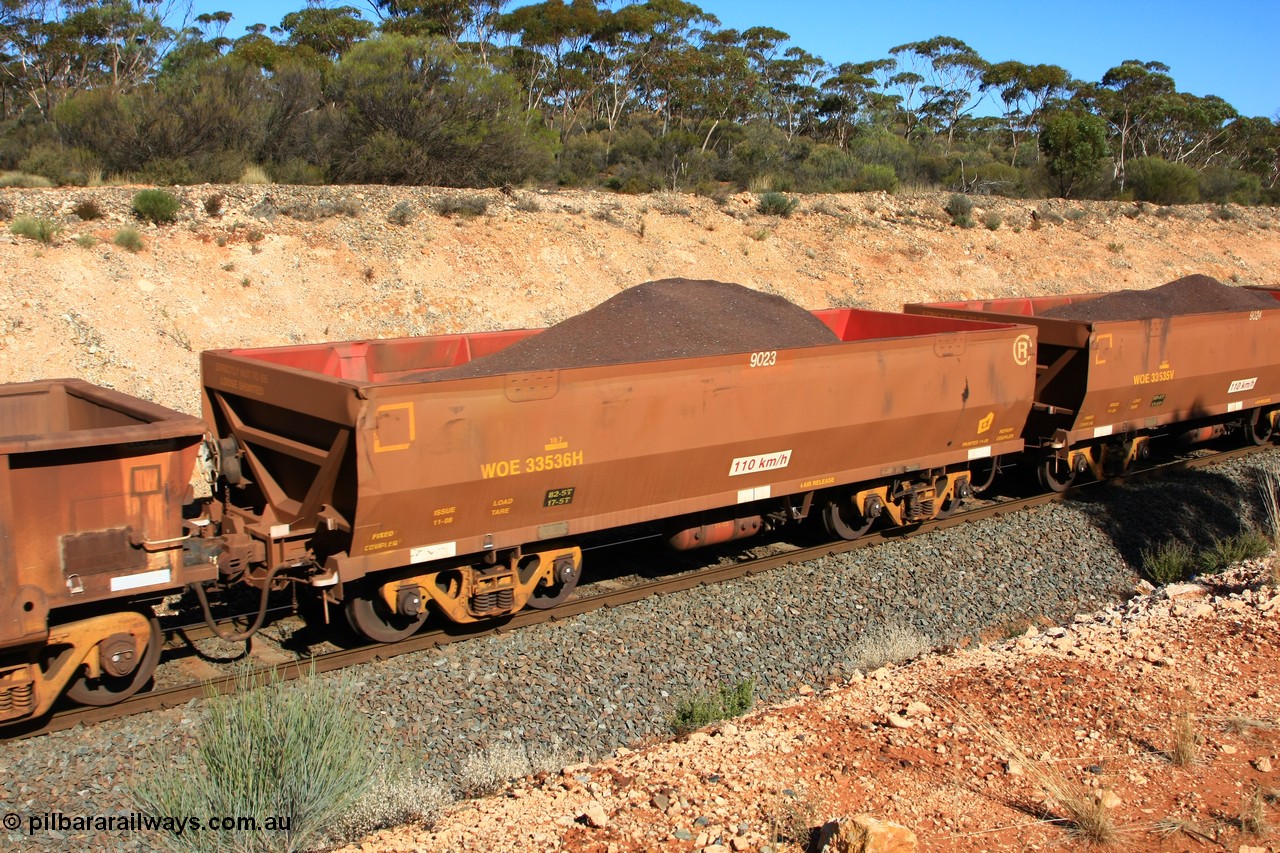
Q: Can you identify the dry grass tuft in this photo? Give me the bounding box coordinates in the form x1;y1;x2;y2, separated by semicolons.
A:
1169;710;1201;767
1152;816;1216;843
1240;784;1271;836
944;698;1119;845
1222;715;1275;736
764;786;818;846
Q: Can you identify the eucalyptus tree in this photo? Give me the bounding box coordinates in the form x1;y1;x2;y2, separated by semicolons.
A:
1079;59;1175;186
1;0;175;120
980;60;1071;164
886;35;987;149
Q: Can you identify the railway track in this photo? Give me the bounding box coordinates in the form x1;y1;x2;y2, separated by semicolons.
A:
8;441;1270;741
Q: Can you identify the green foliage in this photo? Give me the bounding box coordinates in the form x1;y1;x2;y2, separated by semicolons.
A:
132;189;181;224
0;1;1272;200
1126;157;1199;205
757;192;797;217
971;162;1024;196
1198;167;1260;205
113;227;144;252
131;669;374;853
1141;540;1196;584
432;194;488;217
17;144;100;186
73;198;104;220
984;212;1002;230
1198;531;1271;574
944;193;974;227
387;200;416;225
1039;112;1108;198
854;164;898;193
75;234;98;248
329;35;553;186
10;215;62;244
670;679;755;735
0;171;54;188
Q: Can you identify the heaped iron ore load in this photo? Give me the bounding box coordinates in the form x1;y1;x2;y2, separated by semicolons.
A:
0;379;209;723
201;279;1035;640
416;279;840;379
906;276;1280;490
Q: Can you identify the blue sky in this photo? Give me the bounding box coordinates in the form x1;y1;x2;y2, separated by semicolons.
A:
199;0;1280;119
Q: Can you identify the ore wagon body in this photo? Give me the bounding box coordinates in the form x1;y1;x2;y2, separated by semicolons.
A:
0;379;209;723
905;290;1280;488
202;308;1036;637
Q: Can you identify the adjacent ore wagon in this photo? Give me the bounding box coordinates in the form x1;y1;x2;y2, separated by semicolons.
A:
0;379;209;724
906;276;1280;490
201;280;1036;641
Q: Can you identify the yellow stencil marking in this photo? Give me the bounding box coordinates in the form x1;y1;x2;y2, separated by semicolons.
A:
373;402;415;452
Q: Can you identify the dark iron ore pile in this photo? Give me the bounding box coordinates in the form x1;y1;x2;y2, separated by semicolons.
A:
416;278;839;380
4;449;1278;851
1041;274;1279;321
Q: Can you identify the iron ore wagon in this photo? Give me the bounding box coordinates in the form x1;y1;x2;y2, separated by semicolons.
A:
200;281;1037;642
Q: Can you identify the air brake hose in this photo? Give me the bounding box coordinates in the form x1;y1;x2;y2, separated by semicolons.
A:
191;563;286;642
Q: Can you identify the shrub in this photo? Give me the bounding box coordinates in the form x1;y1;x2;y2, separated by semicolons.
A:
459;737;577;797
0;200;11;220
756;192;797;217
432;194;488;218
72;198;104;220
387;200;417;226
327;764;449;845
131;670;374;853
203;193;225;217
513;195;542;213
113;227;143;252
132;189;181;224
853;164;898;193
239;164;272;185
74;234;98;249
10;216;62;244
944;193;974;227
1142;540;1195;584
670;679;754;735
984;213;1002;231
0;171;54;188
1126;157;1200;205
1198;531;1271;574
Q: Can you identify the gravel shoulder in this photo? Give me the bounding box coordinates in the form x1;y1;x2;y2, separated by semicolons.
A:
384;560;1278;853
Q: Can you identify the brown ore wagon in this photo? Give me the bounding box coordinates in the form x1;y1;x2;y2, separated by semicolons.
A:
0;379;209;723
905;283;1280;490
201;306;1035;641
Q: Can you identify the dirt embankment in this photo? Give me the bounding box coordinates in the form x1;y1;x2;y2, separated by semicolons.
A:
1;185;1278;414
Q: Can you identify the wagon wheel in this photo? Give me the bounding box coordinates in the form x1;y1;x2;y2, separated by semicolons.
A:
1247;408;1274;446
968;457;999;495
821;498;875;540
523;556;581;610
66;612;161;706
344;584;428;644
1038;456;1076;493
